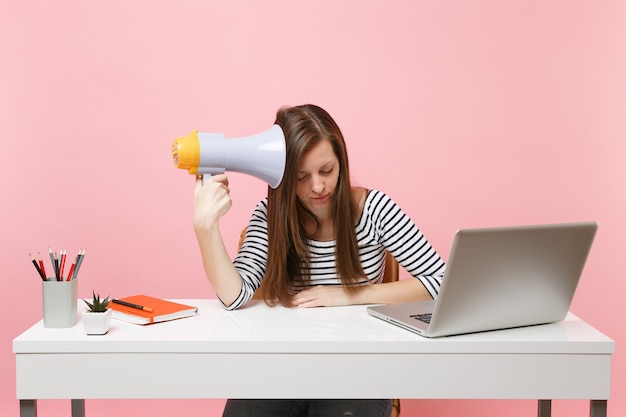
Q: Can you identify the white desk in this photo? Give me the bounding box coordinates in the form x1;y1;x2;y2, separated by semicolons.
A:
14;300;614;417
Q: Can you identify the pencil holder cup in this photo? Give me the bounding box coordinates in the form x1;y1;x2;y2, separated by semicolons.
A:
42;279;78;328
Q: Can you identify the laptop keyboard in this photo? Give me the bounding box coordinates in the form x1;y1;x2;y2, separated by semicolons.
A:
410;313;432;324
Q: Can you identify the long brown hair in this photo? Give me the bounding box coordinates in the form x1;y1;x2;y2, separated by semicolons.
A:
263;104;366;306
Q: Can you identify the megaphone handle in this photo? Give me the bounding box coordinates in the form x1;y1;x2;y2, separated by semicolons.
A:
197;174;212;185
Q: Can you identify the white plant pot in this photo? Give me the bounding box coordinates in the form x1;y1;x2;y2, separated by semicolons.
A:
82;309;112;335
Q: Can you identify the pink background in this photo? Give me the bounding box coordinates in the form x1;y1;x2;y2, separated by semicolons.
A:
2;1;624;416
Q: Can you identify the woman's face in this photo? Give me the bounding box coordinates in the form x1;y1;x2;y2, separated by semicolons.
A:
295;139;339;216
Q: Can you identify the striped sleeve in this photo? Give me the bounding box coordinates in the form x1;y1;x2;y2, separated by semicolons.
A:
365;190;446;298
226;199;270;310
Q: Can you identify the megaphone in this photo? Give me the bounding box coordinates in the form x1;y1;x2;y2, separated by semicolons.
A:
172;124;286;188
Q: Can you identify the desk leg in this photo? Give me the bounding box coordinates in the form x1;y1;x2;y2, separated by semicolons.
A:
590;400;607;417
20;400;37;417
538;400;551;417
71;399;85;417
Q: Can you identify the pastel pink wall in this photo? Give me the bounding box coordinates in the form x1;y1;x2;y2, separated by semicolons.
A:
2;1;624;416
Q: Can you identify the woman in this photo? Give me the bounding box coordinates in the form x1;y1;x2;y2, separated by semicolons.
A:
193;104;446;416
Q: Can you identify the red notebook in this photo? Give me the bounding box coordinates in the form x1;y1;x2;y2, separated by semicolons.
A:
110;295;198;325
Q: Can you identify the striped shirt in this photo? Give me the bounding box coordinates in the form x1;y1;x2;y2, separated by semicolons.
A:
228;189;446;310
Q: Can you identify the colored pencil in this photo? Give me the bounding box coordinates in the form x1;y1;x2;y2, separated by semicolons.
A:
29;253;46;280
37;252;47;278
59;249;66;280
48;247;56;280
73;249;86;279
66;260;76;281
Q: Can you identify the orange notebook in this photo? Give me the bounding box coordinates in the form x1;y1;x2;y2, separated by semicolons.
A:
110;295;198;325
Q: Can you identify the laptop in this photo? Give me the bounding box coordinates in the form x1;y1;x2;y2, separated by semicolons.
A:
367;221;598;337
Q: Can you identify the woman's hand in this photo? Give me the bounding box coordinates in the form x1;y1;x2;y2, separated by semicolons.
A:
291;286;355;308
193;174;232;231
192;173;244;307
291;279;434;308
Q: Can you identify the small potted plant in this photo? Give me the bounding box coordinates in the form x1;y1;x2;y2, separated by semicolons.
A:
81;291;112;335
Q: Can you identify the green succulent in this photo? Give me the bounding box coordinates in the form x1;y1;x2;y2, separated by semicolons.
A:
82;291;110;312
